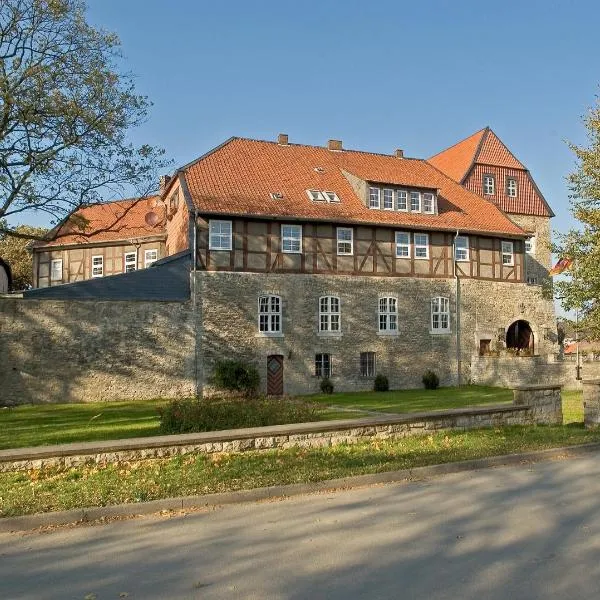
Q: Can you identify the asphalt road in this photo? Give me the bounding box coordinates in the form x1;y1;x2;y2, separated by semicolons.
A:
2;454;600;600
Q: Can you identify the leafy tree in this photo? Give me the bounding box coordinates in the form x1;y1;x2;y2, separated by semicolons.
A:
554;94;600;338
0;0;170;240
0;219;47;289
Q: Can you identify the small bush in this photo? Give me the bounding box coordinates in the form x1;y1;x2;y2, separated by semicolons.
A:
159;396;320;434
212;360;260;397
320;377;334;394
373;374;389;392
422;370;440;390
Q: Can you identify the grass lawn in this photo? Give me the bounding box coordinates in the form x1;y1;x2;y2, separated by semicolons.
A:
563;389;584;424
2;423;599;518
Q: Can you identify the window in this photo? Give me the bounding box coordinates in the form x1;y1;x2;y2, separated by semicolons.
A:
369;187;381;209
281;224;302;253
414;233;429;259
383;188;394;210
124;252;137;273
50;259;62;281
360;352;376;377
525;236;536;254
319;296;341;333
395;232;410;258
397;190;408;211
169;190;179;212
410;191;421;212
315;353;332;378
91;255;103;278
209;220;232;250
483;175;495;195
454;236;469;261
501;240;514;266
258;295;281;333
379;297;398;333
324;191;340;203
506;177;517;198
337;227;353;255
307;190;325;202
144;249;158;268
527;276;538;285
431;297;450;333
423;193;435;214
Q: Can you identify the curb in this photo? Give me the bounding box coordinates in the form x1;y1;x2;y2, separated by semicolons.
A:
2;442;599;534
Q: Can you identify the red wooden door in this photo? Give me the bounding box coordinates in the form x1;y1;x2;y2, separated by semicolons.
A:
266;355;284;395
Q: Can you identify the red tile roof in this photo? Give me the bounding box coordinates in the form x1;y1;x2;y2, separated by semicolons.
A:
183;138;526;237
40;197;164;247
427;128;486;183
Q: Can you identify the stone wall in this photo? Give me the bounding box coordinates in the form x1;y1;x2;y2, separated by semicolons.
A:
583;380;600;428
0;298;196;404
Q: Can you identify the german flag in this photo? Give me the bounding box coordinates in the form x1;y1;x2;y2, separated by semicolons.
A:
549;257;573;276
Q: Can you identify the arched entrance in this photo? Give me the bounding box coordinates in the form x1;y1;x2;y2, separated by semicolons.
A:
506;320;534;354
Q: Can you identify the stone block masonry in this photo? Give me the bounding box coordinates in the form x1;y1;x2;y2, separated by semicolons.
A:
583;380;600;428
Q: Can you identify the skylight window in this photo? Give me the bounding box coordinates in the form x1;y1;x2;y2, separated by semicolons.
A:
324;191;340;203
270;192;284;200
307;190;325;202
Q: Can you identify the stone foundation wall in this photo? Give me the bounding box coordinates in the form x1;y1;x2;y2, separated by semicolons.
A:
583;380;600;428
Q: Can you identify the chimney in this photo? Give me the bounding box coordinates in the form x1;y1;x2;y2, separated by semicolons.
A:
327;139;343;151
159;174;172;195
278;133;289;145
395;149;404;158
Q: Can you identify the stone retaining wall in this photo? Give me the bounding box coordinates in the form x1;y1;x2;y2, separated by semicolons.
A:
583;380;600;428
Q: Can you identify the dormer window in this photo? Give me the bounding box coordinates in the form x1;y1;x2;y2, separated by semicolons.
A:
397;190;408;211
423;193;435;214
383;189;394;210
367;186;436;214
483;175;495;195
410;191;421;212
307;190;325;202
369;187;381;209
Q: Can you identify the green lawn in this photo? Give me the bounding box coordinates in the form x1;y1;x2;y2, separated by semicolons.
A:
563;389;584;424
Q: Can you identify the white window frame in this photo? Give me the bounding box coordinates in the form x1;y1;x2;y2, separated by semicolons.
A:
337;227;353;256
395;231;411;258
410;191;421;212
281;224;302;253
378;297;398;334
525;236;536;255
315;353;332;378
483;175;495;195
360;352;376;377
91;255;103;278
50;259;63;281
422;193;435;214
501;240;514;266
397;190;408;211
209;219;232;250
527;276;538;285
324;191;340;203
414;233;429;259
258;295;282;334
307;189;325;202
124;252;137;273
431;297;450;334
506;177;517;198
382;188;394;210
454;236;469;261
369;187;381;209
319;296;341;333
144;249;158;268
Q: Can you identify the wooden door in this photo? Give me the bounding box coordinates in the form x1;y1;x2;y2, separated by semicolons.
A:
266;355;284;395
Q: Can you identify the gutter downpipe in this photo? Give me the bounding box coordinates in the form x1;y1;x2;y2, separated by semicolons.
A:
453;230;462;386
192;209;200;396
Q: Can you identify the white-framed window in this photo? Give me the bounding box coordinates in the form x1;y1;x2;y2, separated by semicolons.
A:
91;255;103;278
431;297;450;333
454;236;469;261
506;177;517;198
258;295;282;333
281;224;302;253
369;187;381;209
50;259;62;281
337;227;353;255
307;189;326;202
360;352;376;377
395;231;411;258
397;190;408;211
209;219;232;250
144;249;158;268
414;233;429;259
324;191;340;203
378;297;398;333
483;175;495;195
383;188;394;210
423;193;435;214
319;296;341;333
410;191;421;212
124;252;137;273
527;276;538;285
315;353;332;378
501;240;514;266
525;236;536;254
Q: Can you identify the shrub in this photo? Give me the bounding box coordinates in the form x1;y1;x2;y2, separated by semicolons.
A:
373;374;389;392
158;396;320;434
422;370;440;390
212;360;260;397
320;377;334;394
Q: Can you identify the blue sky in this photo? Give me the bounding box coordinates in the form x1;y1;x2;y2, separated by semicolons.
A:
22;0;600;242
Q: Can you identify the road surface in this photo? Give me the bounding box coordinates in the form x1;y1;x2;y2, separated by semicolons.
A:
2;453;600;599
